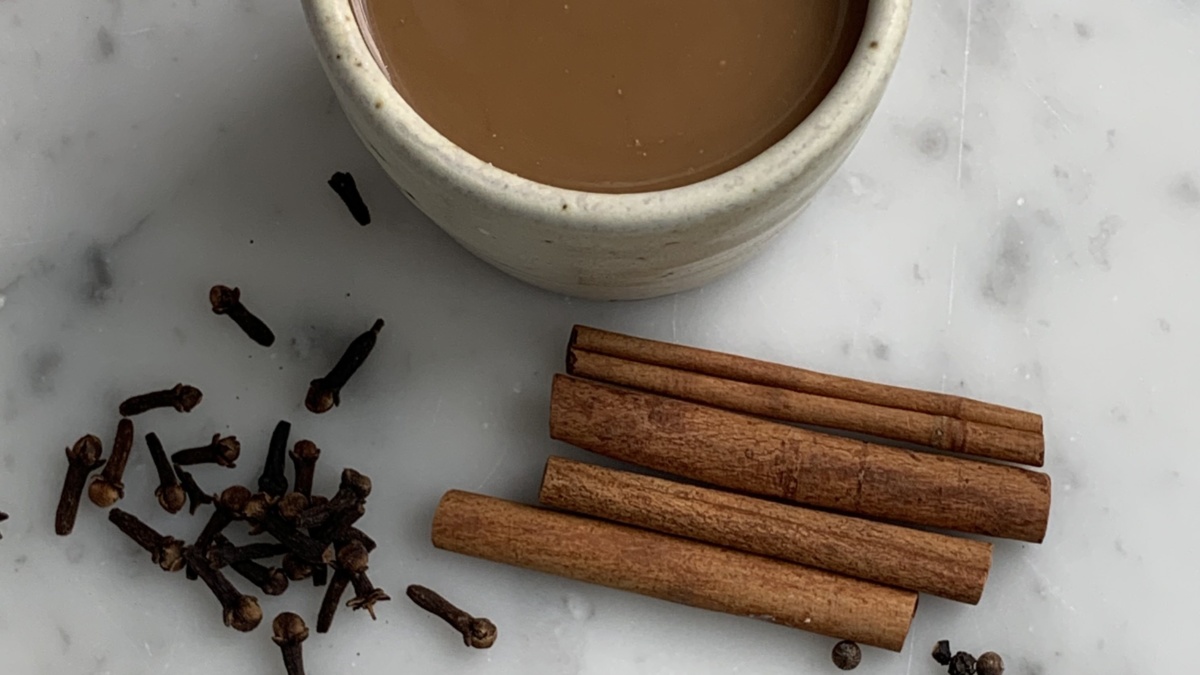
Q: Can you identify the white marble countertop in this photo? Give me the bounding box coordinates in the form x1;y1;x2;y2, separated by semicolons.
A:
1;1;1198;673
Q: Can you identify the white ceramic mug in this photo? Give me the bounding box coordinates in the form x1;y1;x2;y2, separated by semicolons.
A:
303;1;911;300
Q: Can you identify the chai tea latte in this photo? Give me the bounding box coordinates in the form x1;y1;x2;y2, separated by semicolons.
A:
354;1;867;193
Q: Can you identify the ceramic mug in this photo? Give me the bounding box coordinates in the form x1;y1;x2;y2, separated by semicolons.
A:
302;1;912;300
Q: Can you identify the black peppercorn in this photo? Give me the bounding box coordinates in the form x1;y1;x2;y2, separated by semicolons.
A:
949;651;977;675
976;652;1004;675
831;640;861;670
932;640;953;666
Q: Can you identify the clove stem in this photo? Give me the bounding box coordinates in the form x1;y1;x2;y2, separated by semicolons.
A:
257;421;290;497
88;418;134;507
406;584;497;649
56;435;105;535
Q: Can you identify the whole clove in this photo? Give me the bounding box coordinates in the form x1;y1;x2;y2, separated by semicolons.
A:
312;502;364;544
88;418;134;507
243;491;276;525
831;640;862;671
257;421;291;497
327;171;371;226
276;492;310;522
405;584;497;649
306;470;371;586
209;285;276;347
302;491;332;588
56;434;105;535
118;384;202;417
207;540;289;568
307;468;372;541
281;553;315;582
949;651;977;675
107;508;186;572
213;535;288;596
932;640;953;666
174;464;214;515
289;440;320;498
305;319;384;414
317;540;369;633
146;433;186;514
172;434;240;468
184;547;263;632
273;612;309;675
311;563;329;588
252;510;335;565
976;652;1004;675
347;569;390;619
339;526;377;553
194;486;253;554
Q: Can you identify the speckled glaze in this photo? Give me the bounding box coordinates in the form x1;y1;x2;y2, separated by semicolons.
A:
302;1;911;299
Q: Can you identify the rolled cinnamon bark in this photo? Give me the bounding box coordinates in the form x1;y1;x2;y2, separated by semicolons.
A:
570;325;1042;434
549;375;1051;543
567;348;1044;466
539;456;992;604
432;490;917;651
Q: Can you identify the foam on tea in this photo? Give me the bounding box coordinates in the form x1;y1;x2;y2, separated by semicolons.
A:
355;1;866;193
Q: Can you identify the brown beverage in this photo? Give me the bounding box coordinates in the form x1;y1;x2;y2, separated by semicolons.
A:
354;1;867;193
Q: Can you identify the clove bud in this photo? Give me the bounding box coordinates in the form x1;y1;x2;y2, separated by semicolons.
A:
327;171;371;226
316;540;369;633
305;319;384;414
257;421;290;497
273;612;309;675
347;569;390;619
88;418;134;508
194;486;252;553
146;433;186;514
171;434;240;468
209;285;276;347
185;547;263;632
56;435;105;535
118;384;202;417
108;508;186;572
212;534;288;596
405;584;497;649
174;464;214;515
288;440;320;498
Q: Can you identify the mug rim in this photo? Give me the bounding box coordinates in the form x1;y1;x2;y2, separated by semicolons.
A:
304;0;912;232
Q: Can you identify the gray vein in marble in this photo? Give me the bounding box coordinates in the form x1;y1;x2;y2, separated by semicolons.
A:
1169;172;1200;206
25;346;63;397
82;245;114;305
871;339;891;361
981;217;1034;308
1088;216;1122;270
96;27;115;60
915;121;950;160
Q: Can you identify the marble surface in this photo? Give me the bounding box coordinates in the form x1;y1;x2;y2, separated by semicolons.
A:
0;1;1197;673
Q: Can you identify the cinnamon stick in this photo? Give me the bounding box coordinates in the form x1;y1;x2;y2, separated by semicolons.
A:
568;348;1044;467
539;456;992;604
570;325;1042;434
431;490;917;651
549;375;1051;543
